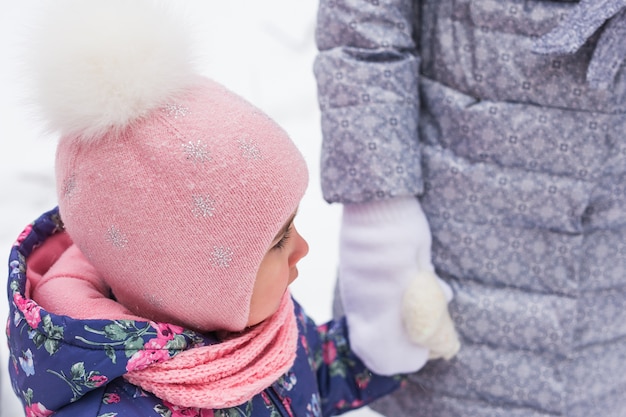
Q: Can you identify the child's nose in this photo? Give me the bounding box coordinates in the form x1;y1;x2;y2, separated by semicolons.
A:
290;227;309;265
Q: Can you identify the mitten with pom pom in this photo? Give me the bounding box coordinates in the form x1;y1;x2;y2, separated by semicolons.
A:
339;197;459;376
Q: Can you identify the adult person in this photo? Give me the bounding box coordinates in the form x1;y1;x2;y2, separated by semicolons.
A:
315;1;626;415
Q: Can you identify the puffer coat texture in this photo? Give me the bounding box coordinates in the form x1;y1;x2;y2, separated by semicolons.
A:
315;0;626;415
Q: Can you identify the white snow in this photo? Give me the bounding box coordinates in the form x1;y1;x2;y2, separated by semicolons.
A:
0;1;381;416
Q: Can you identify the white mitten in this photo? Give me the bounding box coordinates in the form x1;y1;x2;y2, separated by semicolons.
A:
339;196;456;376
402;271;460;360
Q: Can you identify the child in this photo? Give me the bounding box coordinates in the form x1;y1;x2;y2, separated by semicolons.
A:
6;1;459;416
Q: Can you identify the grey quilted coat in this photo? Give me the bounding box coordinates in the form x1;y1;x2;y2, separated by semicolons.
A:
314;0;626;416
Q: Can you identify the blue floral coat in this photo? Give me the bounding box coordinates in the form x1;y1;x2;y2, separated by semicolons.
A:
6;208;402;417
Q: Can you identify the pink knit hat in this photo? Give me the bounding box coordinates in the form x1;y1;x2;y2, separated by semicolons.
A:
32;1;308;332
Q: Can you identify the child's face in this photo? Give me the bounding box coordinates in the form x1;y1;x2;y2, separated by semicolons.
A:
247;212;309;327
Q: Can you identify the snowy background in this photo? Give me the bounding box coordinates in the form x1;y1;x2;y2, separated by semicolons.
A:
0;1;382;416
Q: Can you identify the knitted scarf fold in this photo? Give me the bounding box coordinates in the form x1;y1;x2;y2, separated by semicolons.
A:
125;293;298;409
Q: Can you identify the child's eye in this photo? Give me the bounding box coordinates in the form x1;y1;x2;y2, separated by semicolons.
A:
273;226;292;250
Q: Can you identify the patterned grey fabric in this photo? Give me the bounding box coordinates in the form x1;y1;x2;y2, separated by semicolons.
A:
315;0;626;415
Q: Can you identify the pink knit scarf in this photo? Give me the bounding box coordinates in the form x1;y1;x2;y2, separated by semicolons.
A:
27;241;298;410
124;293;299;409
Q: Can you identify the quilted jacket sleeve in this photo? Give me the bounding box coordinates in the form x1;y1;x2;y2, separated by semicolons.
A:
314;0;422;204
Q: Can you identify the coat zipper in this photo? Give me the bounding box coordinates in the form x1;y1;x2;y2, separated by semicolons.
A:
266;387;294;417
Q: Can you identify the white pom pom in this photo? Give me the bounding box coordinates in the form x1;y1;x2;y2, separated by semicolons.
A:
29;0;196;141
402;271;461;360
